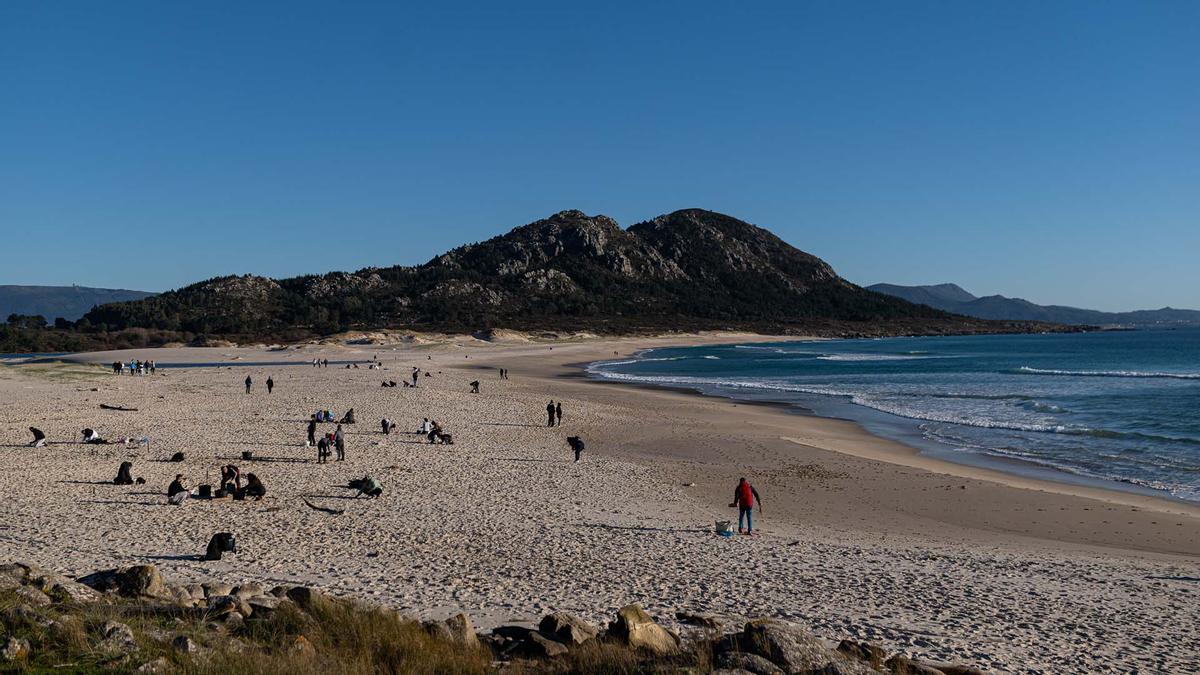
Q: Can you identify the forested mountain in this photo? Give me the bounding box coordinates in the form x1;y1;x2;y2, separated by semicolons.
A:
868;283;1200;326
0;285;154;323
70;209;1060;342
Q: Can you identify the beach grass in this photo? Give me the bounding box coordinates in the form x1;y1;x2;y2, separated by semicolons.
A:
0;361;107;383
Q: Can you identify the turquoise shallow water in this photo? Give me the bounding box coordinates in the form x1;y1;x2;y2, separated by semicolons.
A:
587;328;1200;502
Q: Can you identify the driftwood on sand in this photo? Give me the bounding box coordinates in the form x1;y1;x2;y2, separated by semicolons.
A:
302;498;344;515
100;404;139;411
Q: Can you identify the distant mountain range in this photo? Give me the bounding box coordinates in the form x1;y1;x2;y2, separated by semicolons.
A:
867;283;1200;327
75;209;1058;341
0;285;156;322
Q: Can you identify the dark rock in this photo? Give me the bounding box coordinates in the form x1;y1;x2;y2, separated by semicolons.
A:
539;611;599;646
79;565;169;600
716;651;785;674
285;586;329;611
488;625;568;659
205;595;250;620
523;632;569;658
172;635;199;653
676;610;723;628
837;639;887;668
886;655;946;675
739;619;876;675
246;595;286;619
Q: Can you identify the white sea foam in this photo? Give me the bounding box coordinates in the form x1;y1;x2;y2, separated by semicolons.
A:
816;353;934;362
1015;366;1200;380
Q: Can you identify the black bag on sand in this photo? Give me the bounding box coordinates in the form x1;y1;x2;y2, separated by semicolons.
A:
198;484;212;498
203;532;237;561
170;452;185;462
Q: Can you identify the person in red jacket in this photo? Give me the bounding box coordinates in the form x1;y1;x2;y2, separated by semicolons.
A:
730;477;762;535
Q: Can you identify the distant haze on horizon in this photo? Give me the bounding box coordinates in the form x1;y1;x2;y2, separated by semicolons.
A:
2;1;1197;312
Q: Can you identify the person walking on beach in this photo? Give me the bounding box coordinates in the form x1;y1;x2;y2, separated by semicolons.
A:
266;376;274;394
731;477;762;535
411;368;420;387
244;375;252;394
546;400;556;427
307;415;317;447
470;380;480;394
334;424;345;461
317;435;330;463
555;402;563;426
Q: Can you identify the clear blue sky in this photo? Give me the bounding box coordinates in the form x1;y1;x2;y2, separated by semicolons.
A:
2;1;1197;311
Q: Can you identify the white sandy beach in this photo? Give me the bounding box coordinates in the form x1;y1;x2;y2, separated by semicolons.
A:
1;336;1198;674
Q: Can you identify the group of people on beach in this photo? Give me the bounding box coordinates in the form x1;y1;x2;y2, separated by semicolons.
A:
112;359;155;375
30;353;767;541
244;375;274;394
166;465;266;505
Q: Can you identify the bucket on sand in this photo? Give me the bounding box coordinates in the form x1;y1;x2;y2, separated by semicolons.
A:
715;520;734;537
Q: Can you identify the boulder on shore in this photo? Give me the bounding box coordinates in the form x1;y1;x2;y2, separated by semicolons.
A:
734;619;877;675
78;565;170;600
539;611;599;646
607;604;680;656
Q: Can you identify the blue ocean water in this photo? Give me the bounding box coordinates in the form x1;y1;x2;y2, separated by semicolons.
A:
587;329;1200;502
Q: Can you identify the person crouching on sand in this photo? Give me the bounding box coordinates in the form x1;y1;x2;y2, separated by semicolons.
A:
168;474;189;505
730;477;762;535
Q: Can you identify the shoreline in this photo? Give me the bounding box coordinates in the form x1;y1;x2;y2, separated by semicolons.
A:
575;349;1197;510
456;337;1200;557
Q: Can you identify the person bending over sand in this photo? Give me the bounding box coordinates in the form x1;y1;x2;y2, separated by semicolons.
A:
240;473;266;501
28;427;46;448
730;477;763;535
381;418;396;435
82;428;109;444
567;436;585;462
352;475;383;498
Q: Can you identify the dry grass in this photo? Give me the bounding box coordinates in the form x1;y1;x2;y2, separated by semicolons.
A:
0;589;490;674
0;361;107;383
